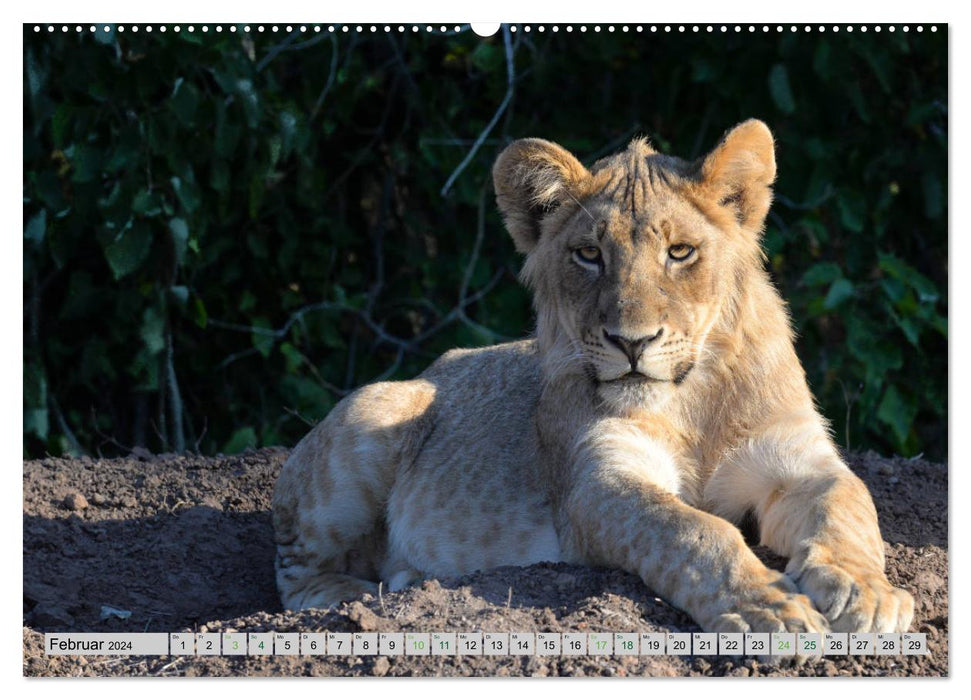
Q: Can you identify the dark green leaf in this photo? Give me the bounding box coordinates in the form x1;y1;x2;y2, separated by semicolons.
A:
93;25;116;45
168;218;189;266
768;64;796;114
169;285;189;305
191;296;208;329
250;317;275;358
836;193;866;233
25;209;47;247
170;176;200;214
823;279;855;309
877;386;917;449
140;306;166;356
800;262;842;287
70;144;103;184
921;172;943;219
223;426;258;454
878;252;939;304
104;221;153;279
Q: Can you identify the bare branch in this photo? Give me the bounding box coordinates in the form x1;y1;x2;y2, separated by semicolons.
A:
193;416;208;454
49;393;86;457
310;34;340;119
89;407;133;454
165;332;186;453
211;181;511;386
440;24;516;197
256;29;302;73
284;406;317;427
774;185;835;211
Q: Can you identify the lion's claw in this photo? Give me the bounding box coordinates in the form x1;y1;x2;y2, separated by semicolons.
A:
792;563;914;633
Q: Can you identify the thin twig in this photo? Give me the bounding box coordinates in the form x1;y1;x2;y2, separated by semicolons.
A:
193;415;208;454
371;347;405;383
774;185;835;211
283;406;316;427
89;407;133;454
309;34;340;119
217;346;261;370
440;24;516;196
320;72;400;202
581;125;643;163
212;181;509;384
257;30;330;73
459;185;490;303
49;393;87;457
165;331;186;453
689;104;714;160
420;138;505;147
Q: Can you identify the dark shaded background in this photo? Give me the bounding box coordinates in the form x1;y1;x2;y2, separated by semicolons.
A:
23;24;947;460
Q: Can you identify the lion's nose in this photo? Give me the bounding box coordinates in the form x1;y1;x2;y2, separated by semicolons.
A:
602;328;664;368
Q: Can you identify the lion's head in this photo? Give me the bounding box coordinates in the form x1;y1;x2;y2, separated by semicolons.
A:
493;120;777;412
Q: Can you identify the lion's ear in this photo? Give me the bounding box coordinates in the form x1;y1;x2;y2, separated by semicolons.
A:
698;119;777;232
493;138;590;253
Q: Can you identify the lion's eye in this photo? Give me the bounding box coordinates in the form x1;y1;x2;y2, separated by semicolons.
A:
668;244;695;262
574;246;602;265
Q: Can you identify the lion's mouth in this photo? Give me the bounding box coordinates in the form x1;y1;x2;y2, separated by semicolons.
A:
605;371;664;384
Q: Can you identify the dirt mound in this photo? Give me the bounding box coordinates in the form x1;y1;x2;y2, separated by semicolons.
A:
22;448;948;677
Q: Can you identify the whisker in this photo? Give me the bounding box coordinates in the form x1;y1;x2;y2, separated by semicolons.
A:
563;188;597;224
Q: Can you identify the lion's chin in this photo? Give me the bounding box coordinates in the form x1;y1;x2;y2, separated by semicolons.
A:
597;378;675;414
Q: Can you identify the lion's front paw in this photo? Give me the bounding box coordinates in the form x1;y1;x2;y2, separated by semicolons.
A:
710;573;829;635
708;576;828;665
791;563;914;633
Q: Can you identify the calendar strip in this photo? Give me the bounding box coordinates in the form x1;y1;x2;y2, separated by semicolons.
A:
45;631;930;657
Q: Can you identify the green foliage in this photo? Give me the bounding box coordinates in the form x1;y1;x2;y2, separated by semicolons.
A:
23;25;947;459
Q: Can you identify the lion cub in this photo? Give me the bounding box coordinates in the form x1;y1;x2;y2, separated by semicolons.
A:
273;120;913;635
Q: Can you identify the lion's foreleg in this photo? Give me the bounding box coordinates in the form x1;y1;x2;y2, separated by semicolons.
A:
763;470;914;633
559;425;827;634
707;420;914;633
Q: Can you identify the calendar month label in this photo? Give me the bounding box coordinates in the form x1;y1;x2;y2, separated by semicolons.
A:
44;633;168;656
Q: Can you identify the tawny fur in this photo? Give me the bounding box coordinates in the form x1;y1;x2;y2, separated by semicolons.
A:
272;120;913;635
